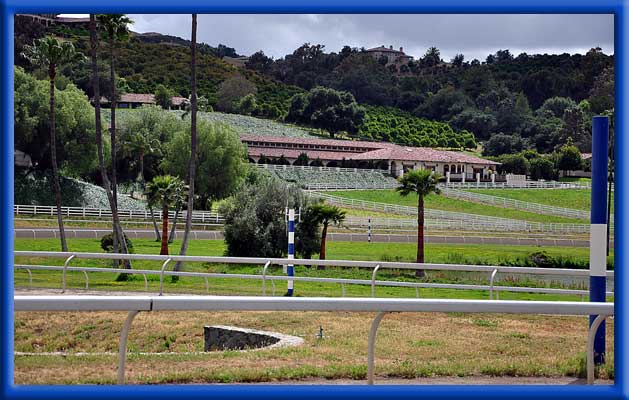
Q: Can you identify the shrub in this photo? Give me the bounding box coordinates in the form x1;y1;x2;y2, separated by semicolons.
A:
100;233;134;253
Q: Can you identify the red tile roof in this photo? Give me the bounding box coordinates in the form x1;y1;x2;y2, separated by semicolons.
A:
244;135;499;165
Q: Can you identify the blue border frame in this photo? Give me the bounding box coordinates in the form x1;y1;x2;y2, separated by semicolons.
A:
1;1;627;399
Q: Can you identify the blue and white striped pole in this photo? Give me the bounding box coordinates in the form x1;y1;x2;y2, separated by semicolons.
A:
368;218;371;243
590;116;609;365
286;208;295;297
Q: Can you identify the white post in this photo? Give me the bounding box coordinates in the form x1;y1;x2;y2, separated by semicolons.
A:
476;172;481;186
446;171;450;184
491;172;495;184
461;168;465;183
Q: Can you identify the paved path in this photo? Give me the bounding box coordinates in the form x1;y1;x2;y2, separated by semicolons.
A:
15;228;599;247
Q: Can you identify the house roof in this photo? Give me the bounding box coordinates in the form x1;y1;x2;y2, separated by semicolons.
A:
366;46;404;54
243;135;499;166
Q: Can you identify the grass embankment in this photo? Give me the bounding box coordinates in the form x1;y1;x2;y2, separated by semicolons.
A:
14;310;614;384
468;189;614;212
329;190;582;223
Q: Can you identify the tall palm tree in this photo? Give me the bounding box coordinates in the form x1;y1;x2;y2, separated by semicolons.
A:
97;14;133;256
146;175;187;255
88;14;131;268
22;36;85;252
175;14;198;273
396;169;441;278
310;203;346;265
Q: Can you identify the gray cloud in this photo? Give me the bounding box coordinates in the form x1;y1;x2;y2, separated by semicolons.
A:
66;14;614;61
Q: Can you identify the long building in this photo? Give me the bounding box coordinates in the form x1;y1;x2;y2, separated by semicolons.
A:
242;135;499;179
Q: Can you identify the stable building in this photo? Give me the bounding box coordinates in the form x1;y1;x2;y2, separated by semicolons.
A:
242;135;499;180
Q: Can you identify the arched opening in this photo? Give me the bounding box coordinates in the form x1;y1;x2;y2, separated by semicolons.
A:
443;164;450;175
326;161;339;168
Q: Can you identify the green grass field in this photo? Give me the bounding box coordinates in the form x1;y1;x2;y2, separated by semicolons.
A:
469;189;614;212
14;238;613;301
329;190;582;223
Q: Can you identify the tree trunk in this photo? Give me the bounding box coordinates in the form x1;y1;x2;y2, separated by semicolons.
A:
108;32;131;267
149;205;161;241
169;208;180;243
160;206;170;255
89;14;130;268
415;195;426;278
49;65;68;252
318;222;328;268
175;13;197;273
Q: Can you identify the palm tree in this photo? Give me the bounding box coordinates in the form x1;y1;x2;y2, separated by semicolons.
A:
310;203;346;265
175;14;198;273
146;175;187;255
22;36;85;252
97;14;133;256
121;126;162;241
396;169;441;277
88;15;131;269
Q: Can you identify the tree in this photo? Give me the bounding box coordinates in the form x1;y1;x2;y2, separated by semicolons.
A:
420;47;441;68
494;154;530;175
98;14;134;260
14;67;99;176
155;84;174;109
451;54;465;67
529;156;556;180
22;36;85;252
220;174;317;258
539;96;577;118
556;144;583;176
482;133;524;156
396;169;440;278
176;14;198;276
162;120;247;209
87;15;131;269
309;203;346;264
145;175;187;255
285;86;365;138
245;50;273;73
236;93;258;115
294;152;310;166
216;75;257;112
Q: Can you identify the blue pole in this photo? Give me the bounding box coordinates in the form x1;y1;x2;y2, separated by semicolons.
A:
286;208;295;297
590;116;609;365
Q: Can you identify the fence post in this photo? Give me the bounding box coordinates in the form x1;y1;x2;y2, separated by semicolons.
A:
286;209;295;296
590;116;609;365
159;258;173;296
117;310;141;384
371;264;381;297
61;254;76;293
367;311;388;385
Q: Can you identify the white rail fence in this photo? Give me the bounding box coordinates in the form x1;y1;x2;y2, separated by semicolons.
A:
14;204;224;223
440;188;593;220
305;182;398;190
342;216;604;235
14;251;614;299
441;181;600;190
14;295;614;385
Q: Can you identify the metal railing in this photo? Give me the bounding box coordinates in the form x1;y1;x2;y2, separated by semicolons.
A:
440;188;593;220
14;251;614;298
14;295;614;385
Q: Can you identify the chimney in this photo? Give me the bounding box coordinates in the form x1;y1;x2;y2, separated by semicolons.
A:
400;47;403;53
389;45;393;50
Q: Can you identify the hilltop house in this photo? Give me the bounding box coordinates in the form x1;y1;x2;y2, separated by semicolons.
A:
365;45;413;69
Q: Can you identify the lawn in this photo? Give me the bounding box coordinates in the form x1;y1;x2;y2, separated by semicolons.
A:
468;189;614;212
328;190;582;223
14;238;613;301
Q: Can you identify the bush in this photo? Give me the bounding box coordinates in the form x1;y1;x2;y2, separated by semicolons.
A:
100;233;134;253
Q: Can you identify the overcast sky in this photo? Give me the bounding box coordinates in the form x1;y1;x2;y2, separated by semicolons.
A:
62;14;614;61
